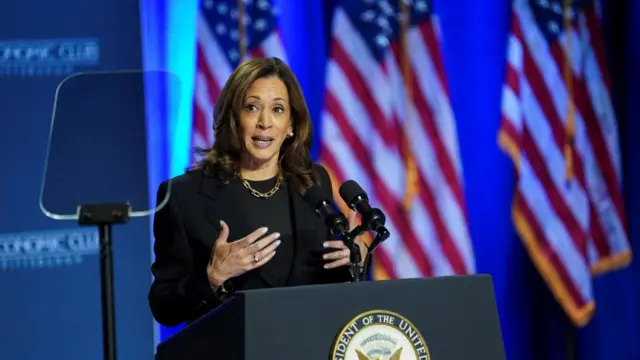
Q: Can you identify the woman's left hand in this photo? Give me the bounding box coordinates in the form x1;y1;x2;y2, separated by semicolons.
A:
323;210;367;269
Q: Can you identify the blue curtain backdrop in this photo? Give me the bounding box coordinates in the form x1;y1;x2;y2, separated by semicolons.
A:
143;0;640;358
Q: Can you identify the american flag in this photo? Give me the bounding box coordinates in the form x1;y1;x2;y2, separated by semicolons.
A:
499;0;631;326
192;0;287;152
319;0;475;279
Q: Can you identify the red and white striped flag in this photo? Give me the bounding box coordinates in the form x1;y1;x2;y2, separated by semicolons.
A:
499;0;631;326
319;0;475;279
192;0;287;153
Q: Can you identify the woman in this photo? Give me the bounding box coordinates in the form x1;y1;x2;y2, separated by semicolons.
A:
148;57;365;327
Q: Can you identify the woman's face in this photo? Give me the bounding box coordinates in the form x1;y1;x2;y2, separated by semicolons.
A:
238;76;292;169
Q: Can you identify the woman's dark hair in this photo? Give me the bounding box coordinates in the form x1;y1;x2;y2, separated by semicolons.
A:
190;57;316;189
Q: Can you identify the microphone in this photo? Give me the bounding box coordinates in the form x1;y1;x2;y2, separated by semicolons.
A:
303;185;349;237
338;180;387;234
305;184;365;282
338;180;391;282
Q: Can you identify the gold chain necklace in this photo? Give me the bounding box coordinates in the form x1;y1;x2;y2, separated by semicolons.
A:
237;172;283;199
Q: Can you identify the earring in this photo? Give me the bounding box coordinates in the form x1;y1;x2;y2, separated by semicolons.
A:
288;132;294;137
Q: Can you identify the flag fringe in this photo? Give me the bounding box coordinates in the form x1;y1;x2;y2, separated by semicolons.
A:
512;204;595;327
498;129;595;325
591;251;632;276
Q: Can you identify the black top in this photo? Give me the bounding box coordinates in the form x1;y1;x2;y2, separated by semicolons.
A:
218;175;294;288
148;164;352;327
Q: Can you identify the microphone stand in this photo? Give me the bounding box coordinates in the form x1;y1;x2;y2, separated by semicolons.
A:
343;225;391;282
360;228;390;282
323;207;391;282
343;224;366;282
77;202;131;360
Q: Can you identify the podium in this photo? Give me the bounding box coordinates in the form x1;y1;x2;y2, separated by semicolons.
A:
155;275;505;360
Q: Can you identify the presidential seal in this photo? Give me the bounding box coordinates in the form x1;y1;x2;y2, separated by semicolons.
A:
330;310;430;360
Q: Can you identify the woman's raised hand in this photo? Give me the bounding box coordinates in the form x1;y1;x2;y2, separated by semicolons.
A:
207;220;281;287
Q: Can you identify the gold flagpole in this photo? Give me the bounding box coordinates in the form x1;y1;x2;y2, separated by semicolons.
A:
563;0;576;183
399;0;419;210
563;3;577;355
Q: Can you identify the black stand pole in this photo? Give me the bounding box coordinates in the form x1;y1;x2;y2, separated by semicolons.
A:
565;317;576;360
99;223;116;360
361;228;390;281
78;202;131;360
343;225;365;282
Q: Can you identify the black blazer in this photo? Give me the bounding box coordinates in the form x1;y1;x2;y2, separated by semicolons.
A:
148;163;351;327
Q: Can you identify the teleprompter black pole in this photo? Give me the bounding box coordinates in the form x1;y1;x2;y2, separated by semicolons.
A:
99;223;116;360
78;202;131;360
